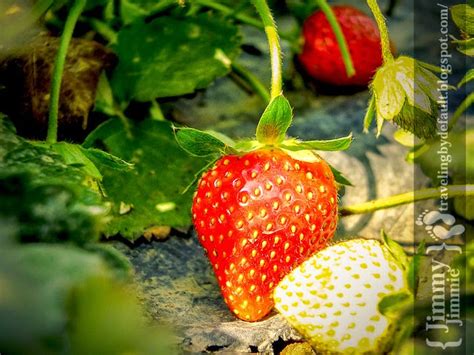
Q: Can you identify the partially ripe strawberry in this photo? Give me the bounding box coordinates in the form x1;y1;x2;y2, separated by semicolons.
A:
192;149;338;321
299;5;385;86
274;238;409;353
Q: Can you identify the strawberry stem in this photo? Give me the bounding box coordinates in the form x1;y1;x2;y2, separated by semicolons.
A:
87;18;117;43
340;184;473;216
366;0;394;63
251;0;282;100
315;0;355;77
449;92;474;131
46;0;87;144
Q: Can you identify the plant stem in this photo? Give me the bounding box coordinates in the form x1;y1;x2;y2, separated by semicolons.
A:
251;0;282;100
231;62;271;102
87;18;117;43
340;184;473;216
366;0;393;63
449;92;474;131
115;108;133;139
150;100;165;121
46;0;86;144
315;0;355;77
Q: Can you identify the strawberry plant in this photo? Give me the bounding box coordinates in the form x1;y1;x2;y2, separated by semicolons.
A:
0;0;472;354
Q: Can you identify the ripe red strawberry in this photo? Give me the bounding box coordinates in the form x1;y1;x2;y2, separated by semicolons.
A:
192;149;338;321
299;5;385;86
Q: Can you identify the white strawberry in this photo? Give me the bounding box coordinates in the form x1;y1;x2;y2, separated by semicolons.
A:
273;238;410;354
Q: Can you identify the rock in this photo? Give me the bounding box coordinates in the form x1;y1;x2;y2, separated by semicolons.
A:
116;236;303;353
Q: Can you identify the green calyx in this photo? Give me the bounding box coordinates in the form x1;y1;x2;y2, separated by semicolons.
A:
365;56;440;139
256;95;292;145
451;4;474;36
175;93;352;160
174;95;353;187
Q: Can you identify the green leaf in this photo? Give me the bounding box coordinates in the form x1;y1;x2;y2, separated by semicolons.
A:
0;117;107;245
363;95;376;133
371;56;439;139
381;230;409;270
375;112;385;137
175;127;235;157
111;14;241;101
81;147;133;171
458;68;474;87
83;119;125;148
328;163;353;187
2;144;94;192
392;57;432;114
256;95;293;145
393;129;417;148
453;37;474;56
407;240;426;294
372;63;406;121
0;244;175;354
0;172;106;245
281;133;352;152
451;4;474;35
83;243;133;279
89;119;208;240
378;291;413;317
51;142;103;181
390;318;416;355
415;63;440;104
0;118;23;160
417;60;442;73
0;244;111;353
393;101;438;140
